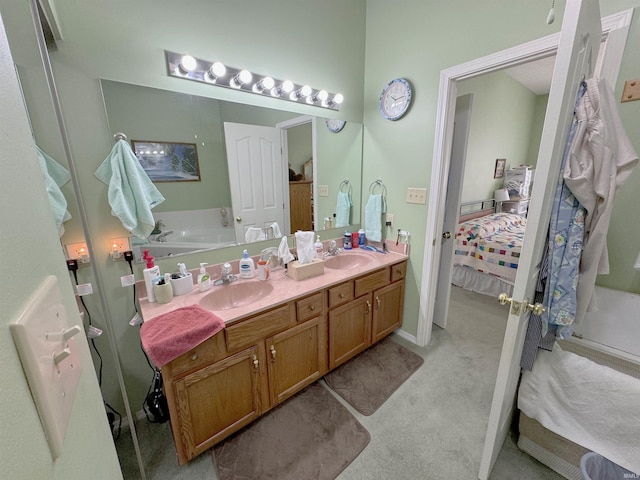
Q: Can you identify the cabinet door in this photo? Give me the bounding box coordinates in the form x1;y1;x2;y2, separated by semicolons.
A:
266;318;321;405
173;346;261;463
372;281;405;343
329;294;372;369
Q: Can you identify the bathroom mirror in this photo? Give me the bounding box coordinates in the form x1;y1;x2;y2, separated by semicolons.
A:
101;79;364;259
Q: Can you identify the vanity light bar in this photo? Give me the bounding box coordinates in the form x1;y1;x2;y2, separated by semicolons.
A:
165;50;343;110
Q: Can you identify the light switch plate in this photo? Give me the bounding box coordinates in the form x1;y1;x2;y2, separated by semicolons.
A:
318;185;329;197
406;187;427;204
621;78;640;103
10;275;83;459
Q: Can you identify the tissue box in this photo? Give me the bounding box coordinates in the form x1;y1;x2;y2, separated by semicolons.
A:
288;259;324;280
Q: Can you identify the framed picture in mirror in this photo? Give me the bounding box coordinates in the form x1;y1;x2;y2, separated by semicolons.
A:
131;140;200;182
494;158;506;179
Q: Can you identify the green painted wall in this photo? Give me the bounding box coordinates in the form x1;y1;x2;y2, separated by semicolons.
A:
456;70;539;203
363;0;640;336
0;11;121;480
288;123;312;175
2;5;640;472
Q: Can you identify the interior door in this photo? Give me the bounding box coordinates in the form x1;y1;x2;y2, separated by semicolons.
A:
224;122;285;243
478;1;601;478
433;94;472;329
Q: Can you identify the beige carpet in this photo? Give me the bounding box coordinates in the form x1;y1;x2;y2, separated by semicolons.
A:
212;382;370;480
324;336;424;415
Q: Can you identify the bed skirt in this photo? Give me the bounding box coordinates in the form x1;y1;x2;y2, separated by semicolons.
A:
451;265;513;298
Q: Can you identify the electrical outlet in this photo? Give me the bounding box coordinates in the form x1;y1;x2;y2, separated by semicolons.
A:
406;187;427;205
65;242;90;263
386;213;394;227
318;185;329;197
109;237;131;260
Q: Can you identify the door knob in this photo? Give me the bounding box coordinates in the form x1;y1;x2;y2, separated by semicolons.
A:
235;216;242;222
442;231;452;239
497;293;545;316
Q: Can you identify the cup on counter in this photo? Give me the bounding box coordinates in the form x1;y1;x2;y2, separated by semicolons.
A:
257;260;270;281
153;280;174;304
170;273;194;296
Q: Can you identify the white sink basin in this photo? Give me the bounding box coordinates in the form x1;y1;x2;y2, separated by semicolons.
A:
324;252;374;270
199;282;274;310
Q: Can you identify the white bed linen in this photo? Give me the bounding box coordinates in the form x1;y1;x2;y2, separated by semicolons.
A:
451;265;513;298
518;344;640;475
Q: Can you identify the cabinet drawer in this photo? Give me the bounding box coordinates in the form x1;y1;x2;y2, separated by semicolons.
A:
354;267;389;298
328;281;354;309
163;331;227;379
225;304;294;351
391;261;407;283
296;292;324;322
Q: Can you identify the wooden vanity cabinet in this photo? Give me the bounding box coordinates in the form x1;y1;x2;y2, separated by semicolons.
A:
328;260;407;369
163;292;326;465
162;261;405;465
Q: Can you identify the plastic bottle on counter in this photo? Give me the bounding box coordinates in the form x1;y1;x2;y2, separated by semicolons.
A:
344;231;352;250
358;228;365;246
197;263;212;292
142;249;161;303
314;235;324;259
239;249;256;278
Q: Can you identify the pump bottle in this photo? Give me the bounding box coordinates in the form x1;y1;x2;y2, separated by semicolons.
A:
142;250;161;302
197;263;212;292
239;249;256;278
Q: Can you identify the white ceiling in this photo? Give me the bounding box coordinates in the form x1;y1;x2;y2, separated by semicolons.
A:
504;55;556;95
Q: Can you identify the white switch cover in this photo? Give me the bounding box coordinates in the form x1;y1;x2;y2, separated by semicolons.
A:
10;275;83;459
318;185;329;197
406;187;427;204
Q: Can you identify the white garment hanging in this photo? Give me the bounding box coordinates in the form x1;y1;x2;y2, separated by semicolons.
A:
563;77;638;322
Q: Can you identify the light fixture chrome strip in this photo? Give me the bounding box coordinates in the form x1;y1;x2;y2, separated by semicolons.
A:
165;51;344;110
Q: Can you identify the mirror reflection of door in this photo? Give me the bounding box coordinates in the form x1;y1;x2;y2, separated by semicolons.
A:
286;122;314;232
224;122;285;244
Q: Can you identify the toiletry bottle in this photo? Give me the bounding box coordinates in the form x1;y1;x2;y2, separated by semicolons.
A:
344;231;352;249
351;230;359;248
358;228;366;246
142;250;161;303
197;263;212;292
239;249;256;278
314;235;324;259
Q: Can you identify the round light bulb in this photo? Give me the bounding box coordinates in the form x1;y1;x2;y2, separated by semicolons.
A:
317;90;329;101
300;85;312;97
178;55;197;73
261;76;275;90
238;69;252;84
333;93;344;105
210;62;226;77
282;80;294;93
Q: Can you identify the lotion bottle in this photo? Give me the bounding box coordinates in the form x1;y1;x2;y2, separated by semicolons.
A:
314;235;324;259
142;250;161;303
197;263;212;292
239;249;255;278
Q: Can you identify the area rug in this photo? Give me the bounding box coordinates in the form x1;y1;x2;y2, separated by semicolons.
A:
212;382;370;480
324;336;424;416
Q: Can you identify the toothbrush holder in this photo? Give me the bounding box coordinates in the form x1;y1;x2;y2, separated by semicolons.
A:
170;273;194;296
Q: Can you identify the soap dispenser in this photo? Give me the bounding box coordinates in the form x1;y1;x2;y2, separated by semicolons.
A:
197;263;212;292
239;249;256;278
314;235;324;259
142;249;161;303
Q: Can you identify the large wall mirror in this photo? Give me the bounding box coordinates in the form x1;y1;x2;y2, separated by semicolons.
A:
101;79;364;260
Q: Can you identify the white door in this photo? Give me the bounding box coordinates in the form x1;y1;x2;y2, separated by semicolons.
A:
478;1;601;478
433;94;472;329
224;122;285;243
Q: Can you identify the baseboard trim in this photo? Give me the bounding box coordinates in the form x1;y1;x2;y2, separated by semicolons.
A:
393;328;417;344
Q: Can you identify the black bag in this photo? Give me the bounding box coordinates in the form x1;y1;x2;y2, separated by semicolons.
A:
144;368;169;423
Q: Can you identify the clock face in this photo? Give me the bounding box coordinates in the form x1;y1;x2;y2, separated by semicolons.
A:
326;118;346;133
379;78;412;121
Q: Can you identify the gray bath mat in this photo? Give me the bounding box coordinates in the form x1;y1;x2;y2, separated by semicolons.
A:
324;336;424;415
212;382;370;480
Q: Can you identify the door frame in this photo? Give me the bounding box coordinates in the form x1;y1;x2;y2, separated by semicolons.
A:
416;9;633;347
276;115;318;234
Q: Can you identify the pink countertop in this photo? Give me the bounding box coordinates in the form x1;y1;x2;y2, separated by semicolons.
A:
139;247;408;326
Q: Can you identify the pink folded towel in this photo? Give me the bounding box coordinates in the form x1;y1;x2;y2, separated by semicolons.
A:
140;304;225;368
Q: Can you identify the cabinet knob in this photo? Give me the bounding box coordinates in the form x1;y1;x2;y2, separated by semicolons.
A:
365;300;371;314
309;305;315;311
376;296;381;309
339;293;345;299
270;345;277;361
190;353;198;361
252;354;259;371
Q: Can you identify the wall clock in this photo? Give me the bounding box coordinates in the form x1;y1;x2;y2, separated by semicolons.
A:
379;78;412;121
326;118;346;133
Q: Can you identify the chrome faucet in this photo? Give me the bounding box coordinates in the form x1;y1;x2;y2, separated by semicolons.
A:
324;239;342;256
156;230;174;242
214;262;238;286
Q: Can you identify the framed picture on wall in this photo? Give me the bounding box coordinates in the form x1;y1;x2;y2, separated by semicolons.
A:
131;140;200;182
303;159;313;181
494;158;506;179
